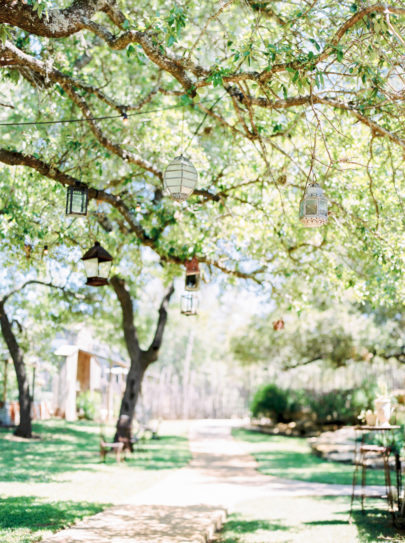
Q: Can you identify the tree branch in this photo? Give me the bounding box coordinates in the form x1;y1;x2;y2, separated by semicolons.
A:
110;276;141;360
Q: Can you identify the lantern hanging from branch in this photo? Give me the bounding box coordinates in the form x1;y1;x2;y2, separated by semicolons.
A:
66;181;89;216
185;257;200;291
81;241;113;286
273;319;285;331
299;183;328;227
181;292;199;316
163;155;198;202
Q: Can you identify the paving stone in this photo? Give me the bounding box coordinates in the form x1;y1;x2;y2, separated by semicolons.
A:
41;504;226;543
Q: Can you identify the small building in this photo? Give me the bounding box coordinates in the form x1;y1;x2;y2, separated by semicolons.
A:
54;342;128;422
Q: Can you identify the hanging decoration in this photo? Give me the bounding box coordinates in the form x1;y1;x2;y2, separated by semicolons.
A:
23;243;32;259
121;111;129;125
66;181;89;216
272;319;285;331
185;257;200;291
81;241;113;286
181;292;199;316
163;155;198;201
299;183;328;227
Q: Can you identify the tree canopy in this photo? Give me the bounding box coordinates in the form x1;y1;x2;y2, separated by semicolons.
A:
0;0;404;307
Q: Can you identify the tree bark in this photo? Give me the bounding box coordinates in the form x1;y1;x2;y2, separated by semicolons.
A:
0;302;31;438
110;276;174;447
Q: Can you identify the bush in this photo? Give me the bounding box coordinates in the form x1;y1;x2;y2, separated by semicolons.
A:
251;381;377;426
76;391;100;420
251;384;309;423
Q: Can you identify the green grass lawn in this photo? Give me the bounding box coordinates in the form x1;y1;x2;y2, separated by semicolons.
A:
0;497;105;543
223;427;404;542
232;428;386;486
217;496;405;543
0;419;191;543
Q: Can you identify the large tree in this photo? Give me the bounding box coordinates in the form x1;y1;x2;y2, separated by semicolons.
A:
1;0;405;433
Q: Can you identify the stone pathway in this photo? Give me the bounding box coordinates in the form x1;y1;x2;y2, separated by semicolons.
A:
41;504;226;543
129;419;381;509
42;419;381;542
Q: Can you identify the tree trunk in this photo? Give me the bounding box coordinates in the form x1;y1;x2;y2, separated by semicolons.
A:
0;302;32;438
111;276;174;447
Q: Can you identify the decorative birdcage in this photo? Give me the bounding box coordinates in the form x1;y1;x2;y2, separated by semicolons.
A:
163;155;198;201
180;292;199;316
66;181;89;216
299;183;328;227
81;241;113;286
185;257;200;291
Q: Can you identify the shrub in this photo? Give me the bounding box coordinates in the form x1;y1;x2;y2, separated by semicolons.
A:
251;381;377;426
250;384;309;423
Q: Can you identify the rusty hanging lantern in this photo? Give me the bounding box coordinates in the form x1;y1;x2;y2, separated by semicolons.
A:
299;183;328;227
181;292;199;316
273;319;285;331
81;241;113;286
185;257;200;291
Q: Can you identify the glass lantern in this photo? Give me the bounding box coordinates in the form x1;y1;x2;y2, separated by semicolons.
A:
185;257;200;291
164;155;198;202
299;183;328;227
181;292;199;316
66;182;89;216
81;241;113;286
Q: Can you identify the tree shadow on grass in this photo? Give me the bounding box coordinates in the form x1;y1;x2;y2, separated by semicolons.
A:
0;421;191;483
0;495;106;532
128;436;191;470
0;421;101;483
305;519;349;526
350;506;405;543
218;514;291;542
225;518;290;532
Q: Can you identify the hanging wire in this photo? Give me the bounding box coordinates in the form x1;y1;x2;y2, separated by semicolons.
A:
180;104;185;155
0;98;214;128
183;92;227;154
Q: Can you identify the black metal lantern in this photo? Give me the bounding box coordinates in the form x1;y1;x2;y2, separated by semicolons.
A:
180;292;199;316
185;257;200;291
81;241;113;286
66;182;89;216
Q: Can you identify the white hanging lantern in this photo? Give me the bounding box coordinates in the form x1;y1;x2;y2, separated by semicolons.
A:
180;292;199;316
299;183;328;227
164;155;198;201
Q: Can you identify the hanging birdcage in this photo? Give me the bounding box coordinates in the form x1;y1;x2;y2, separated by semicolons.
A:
299;183;328;227
163;155;198;202
185;257;200;291
181;292;199;316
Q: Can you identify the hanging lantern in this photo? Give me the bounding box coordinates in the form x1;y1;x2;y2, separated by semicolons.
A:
81;241;113;286
273;319;285;331
163;155;198;202
299;183;328;227
181;292;199;316
66;182;89;216
185;257;200;291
